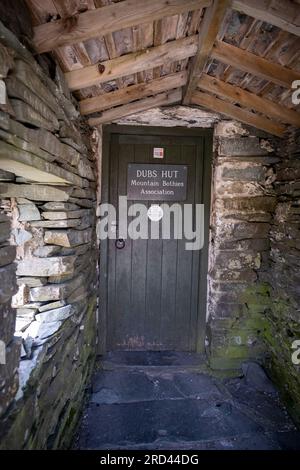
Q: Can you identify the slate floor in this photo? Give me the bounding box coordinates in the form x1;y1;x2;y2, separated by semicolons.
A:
75;352;300;450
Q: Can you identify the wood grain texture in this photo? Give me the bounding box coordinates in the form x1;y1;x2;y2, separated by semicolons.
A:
88;88;182;125
65;35;198;91
33;0;211;53
80;71;187;115
191;90;286;137
232;0;300;37
211;40;300;88
198;74;300;127
183;0;230;104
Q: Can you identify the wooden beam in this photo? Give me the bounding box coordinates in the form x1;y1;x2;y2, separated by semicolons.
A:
191;90;286;137
33;0;211;53
88;88;182;126
65;35;198;91
183;0;230;104
198;74;300;128
80;71;187;115
232;0;300;37
211;40;300;88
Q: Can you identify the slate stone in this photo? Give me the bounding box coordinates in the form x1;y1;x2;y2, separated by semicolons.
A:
219;137;272;157
44;228;92;247
29;274;84;301
0;140;83;187
10;98;57;132
33;245;61;257
38;300;65;312
91;370;183;404
80;398;262;449
22;319;62;343
242;362;278;395
76;353;300;451
42;209;90;220
172;373;223;399
31;219;80;228
0;183;73;202
0;245;15;267
0;169;14;181
17;277;47;287
41;202;80;211
0;301;16;345
17;255;76;277
77;159;95;181
35;304;73;323
0;339;20;415
26;128;81;166
0;263;17;303
18;203;41;221
13;59;62;117
0;220;10;243
16;308;36;318
15;316;33;333
6;76;59;130
222;166;267;182
12;228;32;246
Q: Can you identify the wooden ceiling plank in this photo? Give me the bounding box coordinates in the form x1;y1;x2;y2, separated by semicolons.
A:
88;88;182;126
33;0;211;53
183;0;230;104
80;71;187;115
232;0;300;37
211;40;300;88
198;73;300;128
65;35;198;91
191;90;286;137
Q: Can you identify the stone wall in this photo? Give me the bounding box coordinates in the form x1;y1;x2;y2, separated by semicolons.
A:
265;128;300;425
207;121;280;370
0;21;98;448
0;212;18;417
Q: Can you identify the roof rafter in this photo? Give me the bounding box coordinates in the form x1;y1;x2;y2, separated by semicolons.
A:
65;35;198;91
88;88;182;126
191;90;286;137
80;71;187;115
32;0;211;53
232;0;300;37
198;74;300;128
183;0;230;104
211;40;300;88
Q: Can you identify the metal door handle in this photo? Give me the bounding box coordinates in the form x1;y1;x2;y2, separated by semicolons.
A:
115;238;125;249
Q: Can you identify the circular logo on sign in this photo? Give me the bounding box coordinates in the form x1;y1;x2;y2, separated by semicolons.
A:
147;205;163;222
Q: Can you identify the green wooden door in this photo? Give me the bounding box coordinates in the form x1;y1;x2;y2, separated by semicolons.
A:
105;130;211;352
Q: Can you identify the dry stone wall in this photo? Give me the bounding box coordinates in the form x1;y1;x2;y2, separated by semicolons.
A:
266;128;300;425
0;212;18;418
208;121;281;370
0;21;98;448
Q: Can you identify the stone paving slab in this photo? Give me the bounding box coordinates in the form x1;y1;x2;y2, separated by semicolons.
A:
75;354;300;450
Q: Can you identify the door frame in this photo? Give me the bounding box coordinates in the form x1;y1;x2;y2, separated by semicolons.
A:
98;124;213;354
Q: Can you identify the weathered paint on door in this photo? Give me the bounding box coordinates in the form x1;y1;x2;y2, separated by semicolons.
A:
102;128;212;352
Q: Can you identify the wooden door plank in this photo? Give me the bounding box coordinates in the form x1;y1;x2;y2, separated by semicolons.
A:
183;0;230;104
198;73;300;127
65;35;198;91
33;0;211;53
191;90;286;137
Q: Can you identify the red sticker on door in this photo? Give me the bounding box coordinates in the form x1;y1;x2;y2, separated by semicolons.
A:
153;147;164;159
